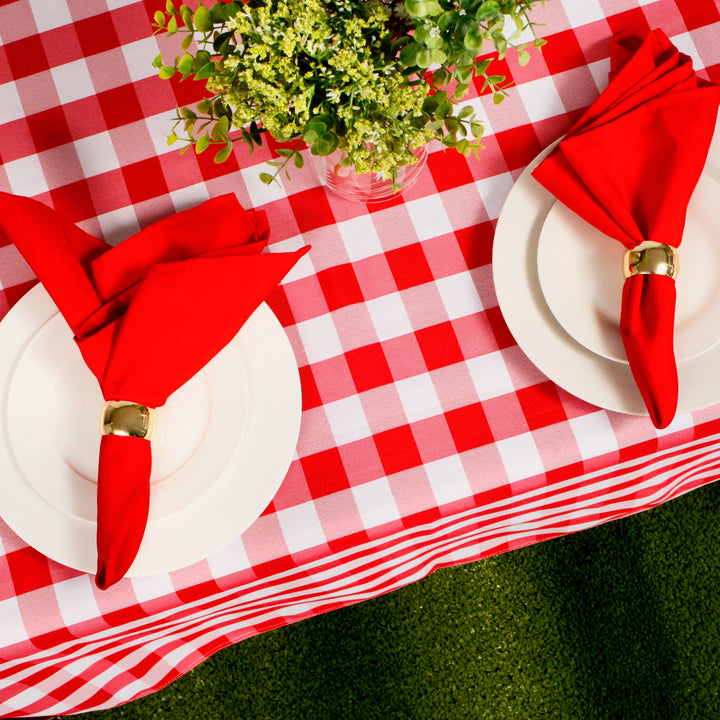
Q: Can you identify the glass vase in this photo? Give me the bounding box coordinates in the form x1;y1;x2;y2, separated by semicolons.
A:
310;145;428;203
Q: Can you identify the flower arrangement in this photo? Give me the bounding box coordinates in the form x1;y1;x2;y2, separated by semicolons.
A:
153;0;545;187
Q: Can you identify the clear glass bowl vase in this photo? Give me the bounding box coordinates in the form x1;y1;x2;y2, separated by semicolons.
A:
310;145;428;203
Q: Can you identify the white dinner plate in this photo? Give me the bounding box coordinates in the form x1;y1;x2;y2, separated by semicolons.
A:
493;119;720;417
537;172;720;363
0;285;302;576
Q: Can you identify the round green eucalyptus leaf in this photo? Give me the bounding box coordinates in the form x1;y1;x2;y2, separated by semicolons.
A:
159;65;176;79
214;141;234;163
194;5;213;32
476;0;500;21
464;25;485;51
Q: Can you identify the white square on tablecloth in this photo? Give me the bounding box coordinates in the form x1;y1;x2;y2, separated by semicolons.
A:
467;351;515;401
73;132;121;178
562;0;605;27
395;373;443;423
435;271;484;320
270;235;314;282
516;76;567;123
425;454;472;506
495;433;544;482
569;411;618;460
122;38;164;83
51;60;96;105
4;154;50;197
96;205;141;246
0;82;25;124
294;314;344;364
405;194;453;242
206;536;252;578
365;293;413;342
670;33;702;70
130;573;177;604
324;394;371;446
144;111;182;157
0;596;28;647
337;214;383;262
351;478;400;528
53;576;100;628
169;183;211;214
587;59;611;94
275;501;326;554
241;162;288;207
28;0;72;32
475;172;514;221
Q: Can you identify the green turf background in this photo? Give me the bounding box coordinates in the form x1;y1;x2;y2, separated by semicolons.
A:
52;480;720;720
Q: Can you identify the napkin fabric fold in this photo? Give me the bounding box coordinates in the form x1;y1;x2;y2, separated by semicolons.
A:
0;192;309;588
532;28;720;428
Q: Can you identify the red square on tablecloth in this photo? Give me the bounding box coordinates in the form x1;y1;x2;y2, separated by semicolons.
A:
345;343;394;393
97;84;144;130
516;382;568;431
121;157;169;204
6;547;54;596
542;29;588;75
446;402;494;452
415;321;464;370
74;12;121;56
385;243;434;291
3;35;50;79
374;425;423;476
25;107;73;152
301;448;349;497
316;263;364;311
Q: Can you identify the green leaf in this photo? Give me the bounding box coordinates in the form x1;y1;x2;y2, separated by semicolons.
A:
475;58;492;74
470;121;484;139
153;11;165;26
493;92;505;104
195;135;210;153
458;105;474;119
310;131;339;156
517;48;531;66
181;33;193;50
210;114;230;141
453;82;470;99
166;14;178;34
166;133;178;145
259;172;275;185
158;65;176;79
177;53;194;75
152;54;163;68
293;152;304;169
464;25;485;52
194;62;216;80
431;49;447;65
434;101;451;120
214;141;234;163
493;34;508;59
476;0;500;21
194;4;213;32
399;42;420;67
181;7;193;29
165;0;175;13
197;99;211;115
415;48;433;68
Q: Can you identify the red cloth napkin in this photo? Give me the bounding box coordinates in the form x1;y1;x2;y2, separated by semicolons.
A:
532;29;720;428
0;192;309;588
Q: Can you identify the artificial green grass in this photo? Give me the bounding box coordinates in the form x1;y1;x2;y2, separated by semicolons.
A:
63;481;720;720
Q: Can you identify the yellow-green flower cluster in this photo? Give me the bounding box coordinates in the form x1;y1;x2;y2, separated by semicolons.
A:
206;0;431;172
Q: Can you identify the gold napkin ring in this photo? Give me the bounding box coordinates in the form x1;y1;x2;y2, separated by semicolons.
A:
622;241;678;280
101;401;157;441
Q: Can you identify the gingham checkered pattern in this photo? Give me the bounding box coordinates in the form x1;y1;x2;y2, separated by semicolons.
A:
1;0;719;715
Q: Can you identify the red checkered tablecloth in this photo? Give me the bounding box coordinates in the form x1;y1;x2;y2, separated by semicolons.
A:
1;0;720;715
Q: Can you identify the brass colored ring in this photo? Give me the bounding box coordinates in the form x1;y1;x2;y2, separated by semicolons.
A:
622;241;679;280
101;401;157;441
